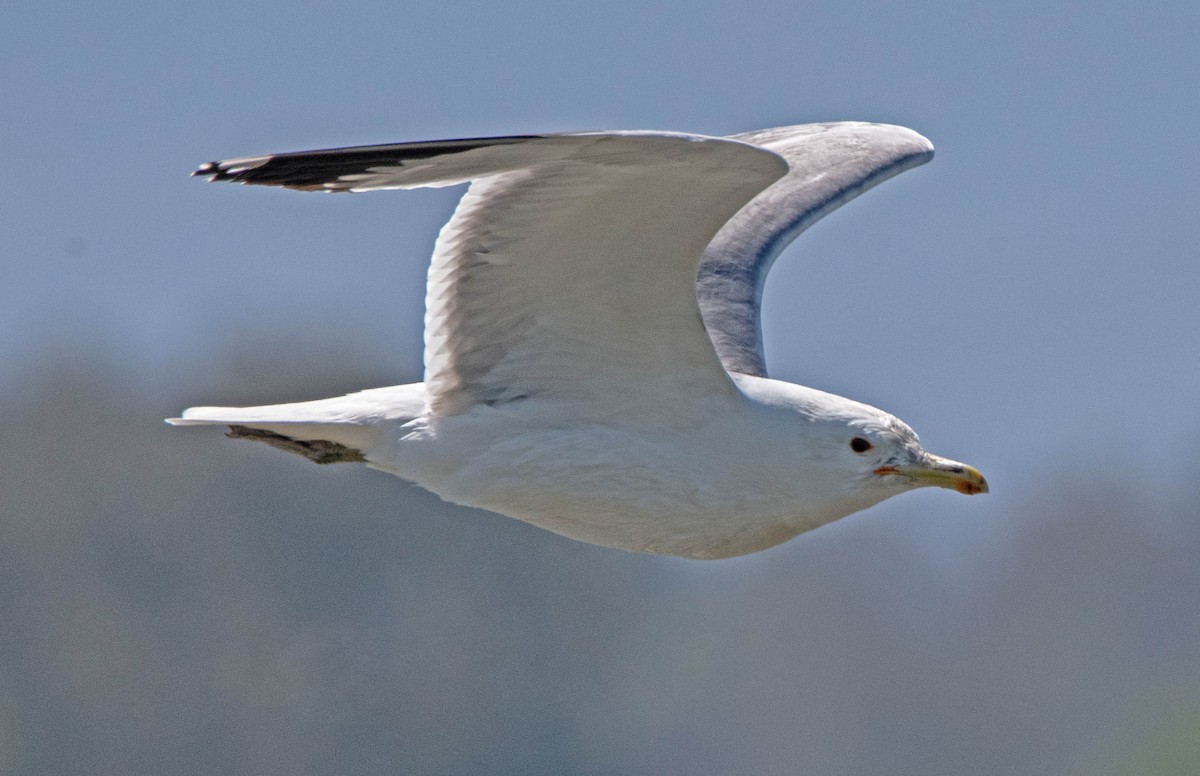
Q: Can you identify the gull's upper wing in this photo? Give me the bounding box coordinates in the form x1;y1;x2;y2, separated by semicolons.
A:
196;131;787;416
698;122;935;377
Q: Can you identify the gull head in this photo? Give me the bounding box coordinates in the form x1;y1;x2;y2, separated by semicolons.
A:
733;374;988;520
840;414;988;497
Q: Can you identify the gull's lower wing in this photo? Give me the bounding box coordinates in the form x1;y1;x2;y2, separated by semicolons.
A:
698;122;935;377
196;131;788;415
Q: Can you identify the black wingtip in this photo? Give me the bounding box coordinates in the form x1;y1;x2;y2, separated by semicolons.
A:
192;157;274;183
190;134;544;188
192;162;219;179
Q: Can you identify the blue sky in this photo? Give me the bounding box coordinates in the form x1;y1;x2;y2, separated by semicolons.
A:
3;2;1200;772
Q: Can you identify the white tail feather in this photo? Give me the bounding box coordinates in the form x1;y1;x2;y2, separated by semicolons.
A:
166;383;426;453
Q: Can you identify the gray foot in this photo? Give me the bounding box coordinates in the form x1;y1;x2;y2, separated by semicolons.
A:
226;425;365;465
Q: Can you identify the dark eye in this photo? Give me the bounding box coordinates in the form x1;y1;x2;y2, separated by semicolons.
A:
850;437;874;454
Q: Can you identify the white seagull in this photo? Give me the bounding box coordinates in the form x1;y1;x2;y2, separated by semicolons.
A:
170;122;987;559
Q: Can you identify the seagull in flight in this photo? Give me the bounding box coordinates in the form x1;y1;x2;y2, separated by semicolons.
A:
170;122;987;559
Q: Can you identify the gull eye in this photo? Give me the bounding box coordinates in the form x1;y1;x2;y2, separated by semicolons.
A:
850;436;874;454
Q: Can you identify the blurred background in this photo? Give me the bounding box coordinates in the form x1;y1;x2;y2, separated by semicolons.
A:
3;1;1198;773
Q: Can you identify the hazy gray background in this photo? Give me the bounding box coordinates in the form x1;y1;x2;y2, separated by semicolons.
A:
3;1;1198;774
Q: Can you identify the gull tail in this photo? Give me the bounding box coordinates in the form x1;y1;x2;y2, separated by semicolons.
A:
167;384;425;465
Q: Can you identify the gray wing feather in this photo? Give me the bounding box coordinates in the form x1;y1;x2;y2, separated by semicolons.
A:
698;122;935;377
195;130;789;417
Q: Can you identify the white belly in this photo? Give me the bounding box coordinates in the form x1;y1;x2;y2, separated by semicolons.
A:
366;398;844;559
